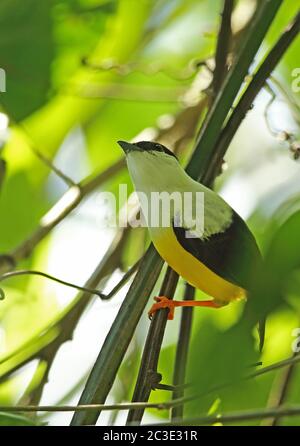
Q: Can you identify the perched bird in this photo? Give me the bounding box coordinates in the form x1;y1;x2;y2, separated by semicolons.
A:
118;140;263;322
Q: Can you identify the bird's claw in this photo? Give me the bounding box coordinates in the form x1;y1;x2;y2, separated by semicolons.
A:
148;296;175;320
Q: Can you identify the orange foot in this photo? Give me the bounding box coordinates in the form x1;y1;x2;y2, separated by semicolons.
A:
148;296;222;321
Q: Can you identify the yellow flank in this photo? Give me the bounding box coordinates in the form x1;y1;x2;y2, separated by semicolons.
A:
150;226;245;304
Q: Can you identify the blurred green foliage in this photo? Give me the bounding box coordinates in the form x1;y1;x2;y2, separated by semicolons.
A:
0;411;39;426
0;0;299;426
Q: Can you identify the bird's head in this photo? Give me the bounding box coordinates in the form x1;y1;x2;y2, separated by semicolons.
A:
117;140;184;192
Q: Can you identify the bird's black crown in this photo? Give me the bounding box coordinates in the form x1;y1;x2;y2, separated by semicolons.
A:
134;141;178;159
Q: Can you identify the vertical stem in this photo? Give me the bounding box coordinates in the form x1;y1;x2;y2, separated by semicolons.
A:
126;268;179;425
187;0;283;181
170;1;235;422
171;284;195;421
205;10;300;184
212;0;234;98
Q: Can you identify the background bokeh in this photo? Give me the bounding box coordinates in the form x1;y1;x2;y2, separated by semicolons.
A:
0;0;299;426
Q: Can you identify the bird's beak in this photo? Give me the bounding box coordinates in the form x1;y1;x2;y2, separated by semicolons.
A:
117;140;136;155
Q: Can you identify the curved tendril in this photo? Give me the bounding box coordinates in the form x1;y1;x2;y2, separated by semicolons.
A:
0;270;105;300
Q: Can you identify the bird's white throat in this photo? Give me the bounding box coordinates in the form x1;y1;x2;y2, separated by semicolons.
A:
126;150;189;193
125;150;233;239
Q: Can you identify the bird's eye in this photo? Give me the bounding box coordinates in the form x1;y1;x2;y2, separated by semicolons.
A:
155;144;162;151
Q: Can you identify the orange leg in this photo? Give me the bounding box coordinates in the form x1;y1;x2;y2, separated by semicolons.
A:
148;296;223;320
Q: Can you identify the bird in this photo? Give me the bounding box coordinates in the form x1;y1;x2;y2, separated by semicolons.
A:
117;140;263;323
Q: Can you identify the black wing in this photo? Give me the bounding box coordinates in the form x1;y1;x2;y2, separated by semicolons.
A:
173;211;262;290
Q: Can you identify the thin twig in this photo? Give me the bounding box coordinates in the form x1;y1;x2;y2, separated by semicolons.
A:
28;145;76;188
82;58;199;82
167;354;300;411
4;402;300;426
0;258;141;303
0;270;105;299
0;401;169;413
269;75;300;125
67;83;188;103
104;257;142;300
262;352;299;426
150;405;300;426
263;79;300;160
4;115;77;188
2;353;300;414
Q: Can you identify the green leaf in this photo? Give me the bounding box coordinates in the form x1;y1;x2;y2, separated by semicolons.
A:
265;209;300;276
249;209;300;319
0;411;38;426
0;0;53;120
186;318;258;417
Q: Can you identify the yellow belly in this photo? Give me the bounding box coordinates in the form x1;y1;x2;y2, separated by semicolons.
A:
150;227;245;304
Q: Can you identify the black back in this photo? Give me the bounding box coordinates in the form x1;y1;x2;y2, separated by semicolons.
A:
173;211;262;290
